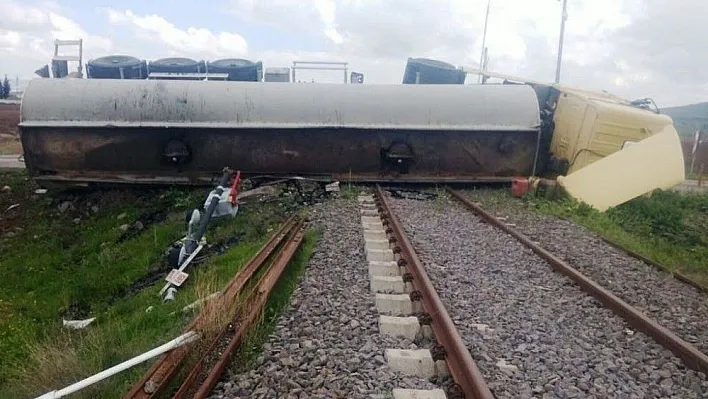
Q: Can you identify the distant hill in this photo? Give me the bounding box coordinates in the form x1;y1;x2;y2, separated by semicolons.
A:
662;102;708;137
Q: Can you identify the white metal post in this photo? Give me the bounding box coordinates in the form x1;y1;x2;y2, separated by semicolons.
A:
78;39;83;78
478;0;491;83
555;0;569;84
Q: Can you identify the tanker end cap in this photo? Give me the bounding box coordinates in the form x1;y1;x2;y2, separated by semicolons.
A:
556;125;685;212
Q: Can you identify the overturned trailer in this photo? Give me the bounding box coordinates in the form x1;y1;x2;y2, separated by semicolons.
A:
19;79;542;185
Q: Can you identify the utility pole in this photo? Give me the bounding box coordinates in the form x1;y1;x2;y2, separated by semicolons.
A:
555;0;569;83
478;0;491;83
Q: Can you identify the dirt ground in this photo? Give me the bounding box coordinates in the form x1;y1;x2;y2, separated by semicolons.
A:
0;103;20;155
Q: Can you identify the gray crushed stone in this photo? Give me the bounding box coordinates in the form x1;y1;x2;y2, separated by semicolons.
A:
463;188;708;355
388;191;708;399
209;197;437;399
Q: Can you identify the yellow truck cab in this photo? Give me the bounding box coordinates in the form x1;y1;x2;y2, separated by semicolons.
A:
465;68;685;210
547;85;675;175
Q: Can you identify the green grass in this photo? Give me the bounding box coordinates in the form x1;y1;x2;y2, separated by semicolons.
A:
338;183;360;200
521;189;708;286
0;171;296;398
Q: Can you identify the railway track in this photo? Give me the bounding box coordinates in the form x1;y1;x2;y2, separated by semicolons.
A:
386;188;708;398
456;188;708;356
124;216;305;399
122;186;707;398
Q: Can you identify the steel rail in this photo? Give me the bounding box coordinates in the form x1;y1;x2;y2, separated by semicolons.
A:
123;216;299;399
447;188;708;376
374;186;494;399
188;220;305;399
171;219;301;398
599;237;708;294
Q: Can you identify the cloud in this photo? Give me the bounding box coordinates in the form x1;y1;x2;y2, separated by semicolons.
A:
227;0;630;88
228;0;708;106
2;0;707;106
226;0;633;79
0;0;112;79
100;8;248;58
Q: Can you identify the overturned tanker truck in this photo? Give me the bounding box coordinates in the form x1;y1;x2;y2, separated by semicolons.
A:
19;79;541;183
18;69;685;210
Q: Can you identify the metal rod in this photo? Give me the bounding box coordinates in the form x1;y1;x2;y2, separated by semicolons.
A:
184;169;232;256
532;127;541;176
448;189;708;376
374;186;494;399
690;128;702;175
36;332;199;399
555;0;569;84
290;66;348;71
292;61;348;65
478;0;491;84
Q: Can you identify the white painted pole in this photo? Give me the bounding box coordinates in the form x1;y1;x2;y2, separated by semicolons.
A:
159;244;204;296
478;0;492;83
35;331;199;399
555;0;569;83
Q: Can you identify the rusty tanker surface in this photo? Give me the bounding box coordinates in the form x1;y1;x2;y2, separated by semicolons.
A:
19;79;542;185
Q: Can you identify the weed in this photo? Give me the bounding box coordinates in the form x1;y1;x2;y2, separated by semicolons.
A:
11;329;98;398
190;274;233;344
431;185;448;210
339;183;359;200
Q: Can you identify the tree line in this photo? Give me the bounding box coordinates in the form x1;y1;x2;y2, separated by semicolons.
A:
0;75;11;99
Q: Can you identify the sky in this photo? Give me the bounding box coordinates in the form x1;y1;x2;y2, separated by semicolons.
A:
0;0;706;107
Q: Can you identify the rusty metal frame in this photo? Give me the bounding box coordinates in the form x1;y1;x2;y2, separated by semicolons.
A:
447;189;708;375
123;216;299;399
374;186;494;399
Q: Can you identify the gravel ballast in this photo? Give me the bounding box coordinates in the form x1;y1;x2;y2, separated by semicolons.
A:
210;197;437;399
463;188;708;356
388;192;708;398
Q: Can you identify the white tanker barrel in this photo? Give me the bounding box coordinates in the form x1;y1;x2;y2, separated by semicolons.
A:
19;79;541;185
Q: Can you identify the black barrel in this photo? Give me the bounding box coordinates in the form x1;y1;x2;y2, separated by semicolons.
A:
51;60;69;78
207;58;263;81
402;58;466;84
34;65;50;78
88;55;147;79
148;57;205;73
